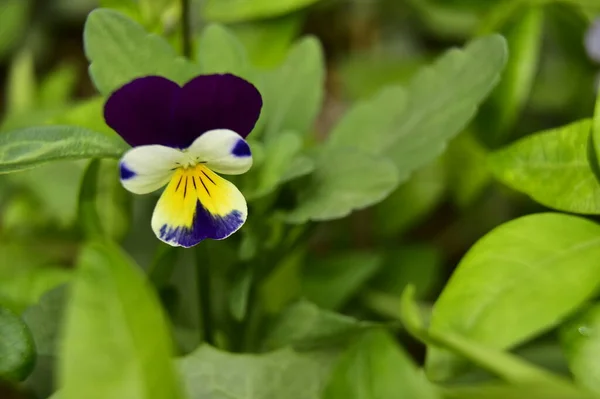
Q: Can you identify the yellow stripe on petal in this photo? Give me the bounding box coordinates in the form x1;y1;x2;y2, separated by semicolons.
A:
151;165;247;247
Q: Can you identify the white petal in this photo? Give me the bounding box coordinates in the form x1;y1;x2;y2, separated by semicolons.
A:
187;129;252;175
119;145;184;194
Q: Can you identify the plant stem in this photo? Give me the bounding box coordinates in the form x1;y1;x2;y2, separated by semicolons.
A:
242;293;262;352
78;159;104;240
147;245;178;289
195;245;214;345
181;0;192;58
181;0;211;345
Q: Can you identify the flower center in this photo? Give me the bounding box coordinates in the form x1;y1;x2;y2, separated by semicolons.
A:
180;151;201;169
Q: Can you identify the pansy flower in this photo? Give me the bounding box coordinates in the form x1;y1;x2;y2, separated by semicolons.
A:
104;74;262;248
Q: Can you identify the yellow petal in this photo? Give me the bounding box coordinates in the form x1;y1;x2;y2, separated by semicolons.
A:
151;165;247;247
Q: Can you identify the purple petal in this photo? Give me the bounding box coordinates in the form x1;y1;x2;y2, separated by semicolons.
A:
104;74;262;149
104;76;180;147
172;74;262;148
586;18;600;63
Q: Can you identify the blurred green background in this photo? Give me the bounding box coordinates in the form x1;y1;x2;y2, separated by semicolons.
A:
1;0;596;285
0;0;599;397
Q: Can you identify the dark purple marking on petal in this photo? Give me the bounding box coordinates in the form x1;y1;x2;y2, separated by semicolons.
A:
104;76;180;147
119;163;136;180
172;74;262;148
232;139;251;157
158;202;244;247
586;19;600;63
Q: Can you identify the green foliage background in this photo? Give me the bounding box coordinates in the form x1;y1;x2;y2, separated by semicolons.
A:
1;0;600;398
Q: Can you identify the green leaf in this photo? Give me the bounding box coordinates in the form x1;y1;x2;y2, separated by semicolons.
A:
490;119;600;214
231;14;303;68
328;34;506;184
84;8;198;95
196;24;251;79
477;6;544;145
0;306;35;381
203;0;322;23
426;213;600;381
262;300;376;351
178;345;337;399
262;37;325;140
0;126;128;174
386;34;506;177
281;154;315;185
302;251;383;310
400;286;567;386
374;156;446;236
327;86;407;154
247;131;311;199
323;330;440;399
560;303;600;394
285;147;399;223
328;35;507;188
58;241;184;399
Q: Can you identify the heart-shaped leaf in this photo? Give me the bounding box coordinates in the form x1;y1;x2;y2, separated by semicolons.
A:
84;8;198;95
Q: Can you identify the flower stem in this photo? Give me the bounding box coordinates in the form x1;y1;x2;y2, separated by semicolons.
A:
181;0;192;58
195;244;214;346
147;245;178;289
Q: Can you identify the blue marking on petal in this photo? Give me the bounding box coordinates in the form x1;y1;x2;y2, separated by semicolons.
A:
120;163;136;180
158;200;244;247
231;139;251;157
